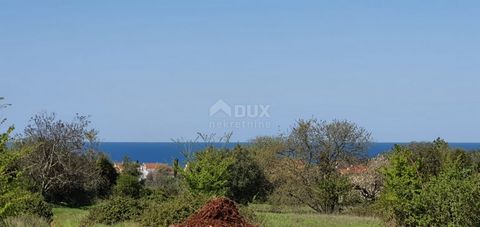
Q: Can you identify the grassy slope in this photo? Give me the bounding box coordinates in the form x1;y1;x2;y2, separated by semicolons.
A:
52;207;138;227
257;212;382;227
53;206;381;227
250;204;382;227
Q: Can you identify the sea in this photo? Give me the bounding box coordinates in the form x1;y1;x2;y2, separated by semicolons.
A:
98;142;480;164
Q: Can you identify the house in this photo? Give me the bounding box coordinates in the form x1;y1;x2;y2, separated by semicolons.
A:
139;163;173;179
114;162;173;179
113;163;124;173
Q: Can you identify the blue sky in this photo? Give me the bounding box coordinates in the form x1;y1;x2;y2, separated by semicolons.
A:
1;1;479;142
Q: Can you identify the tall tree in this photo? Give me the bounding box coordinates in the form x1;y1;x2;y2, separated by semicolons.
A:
281;119;372;213
0;98;52;220
19;113;101;205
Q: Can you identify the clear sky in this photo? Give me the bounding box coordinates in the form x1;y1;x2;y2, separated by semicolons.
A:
1;1;479;142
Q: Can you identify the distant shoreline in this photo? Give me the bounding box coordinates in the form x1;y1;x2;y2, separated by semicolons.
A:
97;142;480;163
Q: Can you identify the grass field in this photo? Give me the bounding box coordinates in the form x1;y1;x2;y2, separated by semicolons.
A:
52;207;138;227
250;204;382;227
256;212;382;227
52;206;381;227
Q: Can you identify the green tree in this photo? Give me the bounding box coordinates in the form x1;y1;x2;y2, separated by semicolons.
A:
227;145;271;204
281;119;371;213
18;113;101;206
0;99;52;220
380;145;423;225
419;163;480;226
114;157;143;198
96;153;118;198
182;146;234;196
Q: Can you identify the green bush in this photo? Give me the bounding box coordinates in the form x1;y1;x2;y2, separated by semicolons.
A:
182;145;272;204
114;174;144;198
379;145;424;225
228;145;272;204
418;165;480;226
84;196;143;225
139;193;210;227
96;154;118;198
182;147;234;196
0;214;49;227
0;126;52;222
0;189;53;222
379;143;480;226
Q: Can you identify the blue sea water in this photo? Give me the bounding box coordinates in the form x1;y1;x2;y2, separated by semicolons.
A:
98;142;480;164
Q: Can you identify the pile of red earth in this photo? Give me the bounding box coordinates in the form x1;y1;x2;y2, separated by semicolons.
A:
174;197;255;227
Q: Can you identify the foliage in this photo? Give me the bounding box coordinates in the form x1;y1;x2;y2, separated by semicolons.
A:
228;145;272;204
96;153;118;198
0;189;53;222
349;155;388;201
121;156;142;177
139;192;210;227
280;119;371;213
182;146;235;196
407;138;446;180
145;171;182;196
181;144;271;204
114;174;144;199
0;122;52;221
417;164;480;226
113;156;145;198
18;113;101;206
379;145;423;225
83;196;144;225
379;142;480;226
1;214;50;227
249;137;300;206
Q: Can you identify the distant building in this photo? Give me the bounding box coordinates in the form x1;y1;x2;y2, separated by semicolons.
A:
113;163;124;173
114;162;173;179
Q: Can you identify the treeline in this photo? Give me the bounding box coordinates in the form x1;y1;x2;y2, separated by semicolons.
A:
2;97;480;226
0;112;118;221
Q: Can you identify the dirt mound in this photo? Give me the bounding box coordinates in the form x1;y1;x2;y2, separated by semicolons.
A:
175;197;255;227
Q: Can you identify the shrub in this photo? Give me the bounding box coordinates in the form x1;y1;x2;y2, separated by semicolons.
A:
228;145;271;204
379;145;422;225
1;214;49;227
379;143;480;226
18;113;102;206
182;147;234;196
418;165;480;226
114;174;144;198
0;190;52;222
145;171;182;196
95;154;118;198
182;145;272;204
84;196;143;225
139;193;210;227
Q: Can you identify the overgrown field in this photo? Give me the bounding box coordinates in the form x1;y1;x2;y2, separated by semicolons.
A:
52;207;138;227
52;206;381;227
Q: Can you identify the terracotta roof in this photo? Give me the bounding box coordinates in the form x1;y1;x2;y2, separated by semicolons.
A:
144;163;163;170
114;163;124;172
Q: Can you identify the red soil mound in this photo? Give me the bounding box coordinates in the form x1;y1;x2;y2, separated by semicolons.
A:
175;197;255;227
